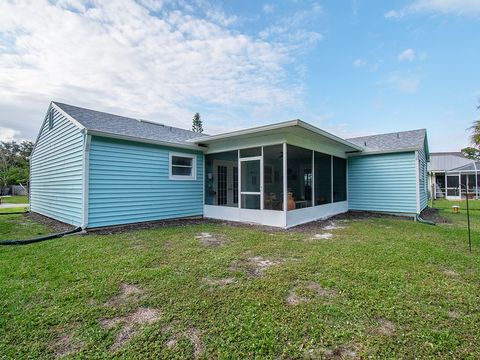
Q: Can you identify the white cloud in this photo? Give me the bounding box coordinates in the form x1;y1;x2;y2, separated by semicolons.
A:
263;4;275;14
386;0;480;18
259;3;323;53
353;58;366;68
0;0;316;139
386;72;421;93
384;10;400;18
0;127;22;142
398;48;416;62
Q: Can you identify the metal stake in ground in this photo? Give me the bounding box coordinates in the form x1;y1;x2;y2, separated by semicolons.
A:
465;189;472;253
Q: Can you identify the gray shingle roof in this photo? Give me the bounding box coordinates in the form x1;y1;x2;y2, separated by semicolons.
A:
54;102;206;146
346;129;427;154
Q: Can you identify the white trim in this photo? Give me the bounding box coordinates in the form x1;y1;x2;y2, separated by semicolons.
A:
237;149;241;209
189;119;363;151
415;150;420;214
312;150;315;207
286;201;348;228
169;152;197;180
347;148;420;157
87;130;205;151
331;155;334;203
81;134;91;229
51;102;86;131
204;205;285;227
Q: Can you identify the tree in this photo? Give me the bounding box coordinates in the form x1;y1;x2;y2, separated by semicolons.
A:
192;112;203;133
461;147;480;160
0;140;34;189
468;99;480;147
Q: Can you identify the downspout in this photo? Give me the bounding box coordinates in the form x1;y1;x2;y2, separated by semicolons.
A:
81;133;91;230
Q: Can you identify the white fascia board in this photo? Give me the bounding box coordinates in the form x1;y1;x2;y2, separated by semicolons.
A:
188;119;363;151
86;130;206;152
51;102;86;131
347;147;420;157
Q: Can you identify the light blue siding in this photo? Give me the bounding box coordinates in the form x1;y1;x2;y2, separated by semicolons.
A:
88;136;204;228
30;107;85;226
418;148;428;211
348;152;418;214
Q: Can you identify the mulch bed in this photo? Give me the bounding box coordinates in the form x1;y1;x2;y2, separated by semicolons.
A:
86;210;415;235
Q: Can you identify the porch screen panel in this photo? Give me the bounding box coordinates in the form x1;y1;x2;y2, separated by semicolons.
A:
287;145;313;210
333;156;347;202
314;152;331;205
205;151;238;207
263;145;283;211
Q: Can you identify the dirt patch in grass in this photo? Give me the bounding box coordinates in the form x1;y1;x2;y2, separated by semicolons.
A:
195;232;225;246
51;329;84;358
166;327;204;360
443;269;460;277
448;310;461;319
324;344;361;359
231;256;279;277
101;307;160;351
371;318;396;336
25;212;76;233
310;233;333;240
286;281;337;306
322;222;346;231
203;277;236;287
105;284;145;307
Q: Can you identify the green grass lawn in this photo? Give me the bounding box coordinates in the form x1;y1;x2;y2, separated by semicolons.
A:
1;205;479;358
0;195;29;204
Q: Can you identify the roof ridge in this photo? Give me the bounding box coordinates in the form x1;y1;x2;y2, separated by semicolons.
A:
53;101;193;133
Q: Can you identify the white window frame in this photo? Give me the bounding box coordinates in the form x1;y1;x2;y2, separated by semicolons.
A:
169;152;196;180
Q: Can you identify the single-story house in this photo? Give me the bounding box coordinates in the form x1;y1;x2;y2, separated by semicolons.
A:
428;152;479;200
30;102;429;229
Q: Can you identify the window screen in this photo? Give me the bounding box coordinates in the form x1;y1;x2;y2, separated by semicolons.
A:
170;154;195;179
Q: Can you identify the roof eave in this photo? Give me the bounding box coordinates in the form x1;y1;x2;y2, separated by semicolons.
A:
86;130;206;151
347;147;421;157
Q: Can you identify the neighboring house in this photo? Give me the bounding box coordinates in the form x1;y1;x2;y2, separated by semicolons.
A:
428;152;479;199
30;102;429;229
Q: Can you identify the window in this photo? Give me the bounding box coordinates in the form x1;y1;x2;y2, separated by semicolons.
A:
170;153;196;180
333;156;347;202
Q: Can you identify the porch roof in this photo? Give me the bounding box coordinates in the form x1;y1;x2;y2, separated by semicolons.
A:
188;119;363;152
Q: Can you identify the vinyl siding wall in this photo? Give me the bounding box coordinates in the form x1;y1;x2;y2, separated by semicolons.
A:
30;108;85;226
418;148;428;211
347;152;418;215
88;136;204;228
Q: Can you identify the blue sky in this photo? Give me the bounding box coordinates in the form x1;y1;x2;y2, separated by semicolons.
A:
0;0;479;151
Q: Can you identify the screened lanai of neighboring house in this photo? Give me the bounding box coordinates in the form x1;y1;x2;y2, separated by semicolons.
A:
190;120;362;228
437;162;480;200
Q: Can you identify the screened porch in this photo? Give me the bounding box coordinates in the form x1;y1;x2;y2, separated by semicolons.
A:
203;143;347;228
